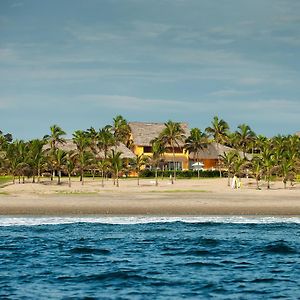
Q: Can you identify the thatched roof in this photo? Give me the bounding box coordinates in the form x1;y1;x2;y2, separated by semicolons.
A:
295;131;300;137
43;140;77;152
129;122;189;146
95;143;136;159
43;140;135;159
189;143;252;160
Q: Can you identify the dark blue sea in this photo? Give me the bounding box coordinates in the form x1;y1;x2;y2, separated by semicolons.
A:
0;216;299;299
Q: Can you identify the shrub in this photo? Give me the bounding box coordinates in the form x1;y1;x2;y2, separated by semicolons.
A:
140;170;222;178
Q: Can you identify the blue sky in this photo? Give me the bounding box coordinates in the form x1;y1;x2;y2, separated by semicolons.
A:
0;0;299;139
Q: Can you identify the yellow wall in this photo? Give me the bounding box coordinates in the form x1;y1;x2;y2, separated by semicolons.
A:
132;145;189;170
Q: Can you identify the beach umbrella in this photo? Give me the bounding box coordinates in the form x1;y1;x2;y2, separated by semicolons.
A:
191;162;204;170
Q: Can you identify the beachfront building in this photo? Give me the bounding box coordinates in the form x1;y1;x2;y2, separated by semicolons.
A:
189;142;235;170
128;122;190;171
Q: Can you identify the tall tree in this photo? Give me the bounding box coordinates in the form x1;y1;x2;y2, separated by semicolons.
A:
205;116;229;177
73;130;92;184
159;121;185;183
97;125;116;159
108;149;123;187
185;128;208;178
220;151;239;186
150;138;166;186
44;125;66;180
235;124;256;158
130;154;148;186
113;115;131;147
28;139;46;183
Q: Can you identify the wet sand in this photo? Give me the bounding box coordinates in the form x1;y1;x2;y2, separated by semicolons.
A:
0;178;299;215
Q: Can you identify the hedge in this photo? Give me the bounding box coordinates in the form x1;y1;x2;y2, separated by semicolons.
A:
140;169;223;178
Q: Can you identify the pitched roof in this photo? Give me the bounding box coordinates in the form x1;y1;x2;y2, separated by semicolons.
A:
43;140;135;159
295;132;300;137
129;122;189;146
189;142;252;160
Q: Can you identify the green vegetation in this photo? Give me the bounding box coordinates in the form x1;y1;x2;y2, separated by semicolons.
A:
0;116;299;190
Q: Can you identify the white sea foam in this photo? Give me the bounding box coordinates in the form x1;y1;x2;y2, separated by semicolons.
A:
0;216;300;226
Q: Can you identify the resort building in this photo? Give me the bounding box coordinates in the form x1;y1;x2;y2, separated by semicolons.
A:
189;143;233;170
128;122;190;171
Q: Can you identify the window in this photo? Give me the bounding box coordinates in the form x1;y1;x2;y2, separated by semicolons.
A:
143;146;152;153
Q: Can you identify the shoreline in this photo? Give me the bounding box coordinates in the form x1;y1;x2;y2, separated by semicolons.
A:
1;178;300;216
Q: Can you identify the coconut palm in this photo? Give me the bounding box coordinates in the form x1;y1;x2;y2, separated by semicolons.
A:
98;159;110;187
235;124;256;158
97;125;116;159
64;151;77;187
205;116;229;177
54;149;67;185
28;139;47;183
279;157;295;189
44;125;66;180
108;149;123;187
113;115;131;147
130;154;149;186
73;130;93;184
260;142;275;189
150;138;166;186
220;151;239;186
159;121;185;183
44;125;66;151
185;128;208;178
249;155;263;190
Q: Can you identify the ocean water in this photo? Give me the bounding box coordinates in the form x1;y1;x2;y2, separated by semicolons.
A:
0;216;299;299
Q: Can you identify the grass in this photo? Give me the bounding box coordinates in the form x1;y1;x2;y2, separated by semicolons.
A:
0;176;12;187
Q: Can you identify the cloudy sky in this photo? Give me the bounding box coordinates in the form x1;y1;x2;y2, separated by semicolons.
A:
1;0;300;139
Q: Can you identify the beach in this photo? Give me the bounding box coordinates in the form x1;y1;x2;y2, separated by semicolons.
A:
0;178;299;216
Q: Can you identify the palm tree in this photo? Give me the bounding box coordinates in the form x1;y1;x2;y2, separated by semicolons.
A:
159;120;185;183
44;125;66;151
205;116;229;177
235;124;256;158
64;151;77;187
113;115;131;147
28;139;46;183
73;130;92;184
97;125;116;159
220;151;238;186
185;128;208;178
279;157;295;189
260;141;275;189
150;138;166;186
108;149;123;187
130;154;149;186
44;125;66;180
54;149;67;185
98;159;110;187
249;155;263;190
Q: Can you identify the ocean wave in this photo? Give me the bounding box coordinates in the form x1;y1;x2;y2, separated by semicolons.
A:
0;215;300;226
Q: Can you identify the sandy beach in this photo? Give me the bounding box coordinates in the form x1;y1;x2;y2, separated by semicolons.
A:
0;178;300;216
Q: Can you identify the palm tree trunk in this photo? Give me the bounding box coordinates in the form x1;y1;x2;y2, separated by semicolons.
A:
101;170;104;187
155;168;158;186
68;174;71;187
216;144;222;178
38;168;41;183
58;173;61;185
116;167;119;187
13;175;15;184
172;145;175;184
81;169;84;185
227;172;231;187
137;171;140;186
256;177;260;190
